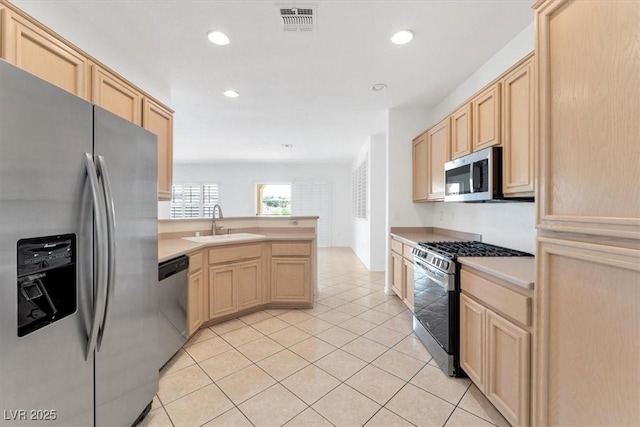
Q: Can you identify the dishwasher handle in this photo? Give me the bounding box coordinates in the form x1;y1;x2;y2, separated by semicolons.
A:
159;256;189;281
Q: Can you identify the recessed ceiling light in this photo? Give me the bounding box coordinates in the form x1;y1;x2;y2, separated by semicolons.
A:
371;83;387;92
207;31;230;45
223;89;239;98
391;30;414;45
281;144;293;149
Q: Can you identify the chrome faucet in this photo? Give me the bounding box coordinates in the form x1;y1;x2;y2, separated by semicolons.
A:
211;204;224;235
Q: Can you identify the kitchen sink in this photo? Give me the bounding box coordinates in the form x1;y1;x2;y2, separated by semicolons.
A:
182;233;266;244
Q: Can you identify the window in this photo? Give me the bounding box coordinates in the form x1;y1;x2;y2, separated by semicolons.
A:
256;184;291;216
170;184;219;219
352;159;367;219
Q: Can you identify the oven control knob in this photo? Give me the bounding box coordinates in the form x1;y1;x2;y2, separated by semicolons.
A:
442;261;449;270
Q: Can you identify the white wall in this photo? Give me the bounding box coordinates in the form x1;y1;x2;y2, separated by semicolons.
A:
167;162;352;247
350;132;386;271
418;22;536;254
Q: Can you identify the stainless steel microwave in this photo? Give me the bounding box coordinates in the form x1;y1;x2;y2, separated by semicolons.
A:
444;147;502;202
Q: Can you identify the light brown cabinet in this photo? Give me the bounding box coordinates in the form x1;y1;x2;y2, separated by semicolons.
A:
237;260;262;310
270;242;312;304
533;1;640;425
502;56;534;197
187;251;206;336
472;83;501;151
207;243;263;320
90;64;142;125
425;118;450;201
450;104;472;159
0;8;88;98
411;132;428;202
460;293;485;388
143;98;174;201
390;237;415;311
411;118;451;203
460;268;531;427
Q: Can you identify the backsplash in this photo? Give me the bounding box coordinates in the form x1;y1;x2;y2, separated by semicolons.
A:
422;202;536;254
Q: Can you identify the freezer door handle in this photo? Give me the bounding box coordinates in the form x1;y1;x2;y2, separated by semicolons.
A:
84;153;109;360
96;155;116;351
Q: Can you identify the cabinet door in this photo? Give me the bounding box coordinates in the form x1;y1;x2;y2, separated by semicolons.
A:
426;118;450;201
473;83;501;151
486;309;530;427
143;98;173;201
1;9;88;98
412;132;428;202
91;64;142;125
502;57;534;197
535;0;639;239
460;293;486;391
270;257;311;303
402;258;414;312
534;238;640;426
450;104;472;159
187;270;204;336
209;264;237;318
237;260;262;310
390;251;403;298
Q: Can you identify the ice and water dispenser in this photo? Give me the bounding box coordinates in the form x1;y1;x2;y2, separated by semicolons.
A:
17;234;77;337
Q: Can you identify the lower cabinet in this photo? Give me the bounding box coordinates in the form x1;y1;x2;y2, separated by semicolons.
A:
270;242;312;304
271;258;311;303
390;236;415;311
187;250;205;336
187;269;204;335
459;272;532;427
208;251;263;320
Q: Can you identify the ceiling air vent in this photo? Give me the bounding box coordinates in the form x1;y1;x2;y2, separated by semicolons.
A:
279;6;316;32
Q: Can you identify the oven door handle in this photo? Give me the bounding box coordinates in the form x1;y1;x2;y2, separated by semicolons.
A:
414;259;455;291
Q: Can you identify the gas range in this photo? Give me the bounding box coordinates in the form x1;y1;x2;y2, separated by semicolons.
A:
412;240;532;274
411;240;532;377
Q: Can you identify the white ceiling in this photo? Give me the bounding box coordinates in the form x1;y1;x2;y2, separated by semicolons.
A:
16;1;534;163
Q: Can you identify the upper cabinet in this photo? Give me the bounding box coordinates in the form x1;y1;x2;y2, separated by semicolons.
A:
91;64;142;125
0;8;88;98
0;1;173;201
450;104;472;159
426;118;450;201
412;132;429;202
502;56;534;198
143;99;174;201
412;118;450;203
472;83;501;151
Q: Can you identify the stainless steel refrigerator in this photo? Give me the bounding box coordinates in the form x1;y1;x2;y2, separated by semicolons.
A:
0;60;158;426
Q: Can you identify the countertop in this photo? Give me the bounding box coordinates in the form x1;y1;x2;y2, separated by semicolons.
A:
389;227;481;247
458;257;535;290
390;227;534;290
159;232;315;263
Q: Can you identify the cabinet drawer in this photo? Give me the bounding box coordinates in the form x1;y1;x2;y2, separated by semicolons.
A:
402;244;414;261
209;244;262;264
461;270;531;327
271;242;311;257
188;251;203;273
391;239;403;254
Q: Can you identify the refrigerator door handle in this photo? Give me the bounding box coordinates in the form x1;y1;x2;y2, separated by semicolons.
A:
96;155;116;351
84;153;109;360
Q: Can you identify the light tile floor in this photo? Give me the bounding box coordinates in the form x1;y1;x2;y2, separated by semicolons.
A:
143;247;510;427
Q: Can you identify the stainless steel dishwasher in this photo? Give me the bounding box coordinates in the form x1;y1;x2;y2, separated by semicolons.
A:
158;255;189;369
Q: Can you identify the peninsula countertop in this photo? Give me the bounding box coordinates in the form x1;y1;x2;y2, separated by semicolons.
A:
159;231;316;263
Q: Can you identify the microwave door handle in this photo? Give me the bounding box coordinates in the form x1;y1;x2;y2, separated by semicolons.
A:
469;164;474;193
84;153;108;360
472;163;482;192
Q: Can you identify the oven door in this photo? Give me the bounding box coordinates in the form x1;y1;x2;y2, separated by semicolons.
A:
413;258;455;353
